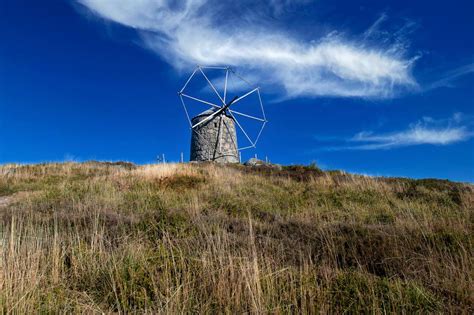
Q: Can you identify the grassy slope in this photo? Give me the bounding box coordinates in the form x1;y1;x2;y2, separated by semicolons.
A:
0;162;472;313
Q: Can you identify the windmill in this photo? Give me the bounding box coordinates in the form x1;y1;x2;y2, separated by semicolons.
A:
178;66;267;163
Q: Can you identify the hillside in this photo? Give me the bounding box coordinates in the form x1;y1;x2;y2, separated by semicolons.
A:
0;162;473;313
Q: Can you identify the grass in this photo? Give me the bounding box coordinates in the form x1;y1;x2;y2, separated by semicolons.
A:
0;162;472;313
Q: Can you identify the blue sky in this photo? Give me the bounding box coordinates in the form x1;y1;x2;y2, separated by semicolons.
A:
1;0;473;182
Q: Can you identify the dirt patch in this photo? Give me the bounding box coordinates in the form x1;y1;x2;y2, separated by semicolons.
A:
0;196;13;208
0;191;32;209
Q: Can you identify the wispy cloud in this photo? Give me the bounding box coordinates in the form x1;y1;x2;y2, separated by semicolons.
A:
317;113;473;150
75;0;417;99
267;0;312;15
425;63;474;91
363;13;388;40
350;125;470;150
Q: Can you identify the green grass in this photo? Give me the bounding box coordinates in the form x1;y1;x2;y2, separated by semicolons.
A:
0;162;472;313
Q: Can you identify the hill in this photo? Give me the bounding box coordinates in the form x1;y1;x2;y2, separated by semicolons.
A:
1;162;472;313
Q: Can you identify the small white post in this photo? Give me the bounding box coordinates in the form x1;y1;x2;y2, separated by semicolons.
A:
265;156;268;163
180;152;184;163
239;152;242;163
254;154;258;160
162;154;166;164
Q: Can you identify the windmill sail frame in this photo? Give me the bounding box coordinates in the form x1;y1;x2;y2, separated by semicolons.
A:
178;65;267;153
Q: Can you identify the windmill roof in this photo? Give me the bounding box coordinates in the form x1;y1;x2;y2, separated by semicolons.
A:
193;107;233;119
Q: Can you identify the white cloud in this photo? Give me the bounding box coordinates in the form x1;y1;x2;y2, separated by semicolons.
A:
425;63;474;91
363;13;388;40
76;0;417;98
267;0;313;15
351;126;470;150
324;113;473;150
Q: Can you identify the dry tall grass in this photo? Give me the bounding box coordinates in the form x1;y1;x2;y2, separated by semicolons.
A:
0;162;472;313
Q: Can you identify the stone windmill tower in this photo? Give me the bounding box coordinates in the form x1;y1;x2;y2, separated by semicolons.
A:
190;107;239;163
178;66;267;163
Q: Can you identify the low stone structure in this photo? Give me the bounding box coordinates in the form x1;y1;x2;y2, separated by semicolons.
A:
244;158;283;169
190;109;239;163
